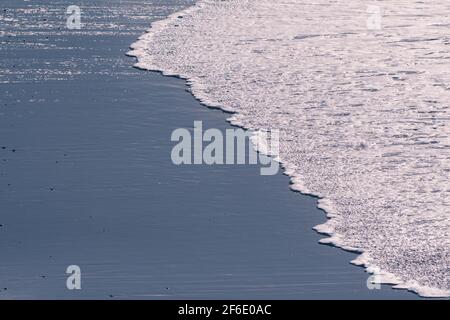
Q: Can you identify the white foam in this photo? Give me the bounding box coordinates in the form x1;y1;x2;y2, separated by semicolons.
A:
129;0;450;297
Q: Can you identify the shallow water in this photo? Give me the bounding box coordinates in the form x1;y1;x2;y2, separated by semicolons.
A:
0;0;193;83
130;0;450;297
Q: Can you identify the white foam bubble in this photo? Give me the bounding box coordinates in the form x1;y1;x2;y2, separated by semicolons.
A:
129;0;450;297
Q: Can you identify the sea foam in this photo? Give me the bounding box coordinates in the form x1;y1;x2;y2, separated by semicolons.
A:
128;0;450;297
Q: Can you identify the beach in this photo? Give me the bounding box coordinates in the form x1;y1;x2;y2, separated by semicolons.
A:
0;0;424;299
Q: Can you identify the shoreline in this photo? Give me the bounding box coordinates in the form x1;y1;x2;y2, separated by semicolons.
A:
0;0;423;299
127;0;449;298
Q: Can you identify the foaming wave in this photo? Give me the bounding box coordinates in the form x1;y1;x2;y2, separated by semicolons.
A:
128;0;450;297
